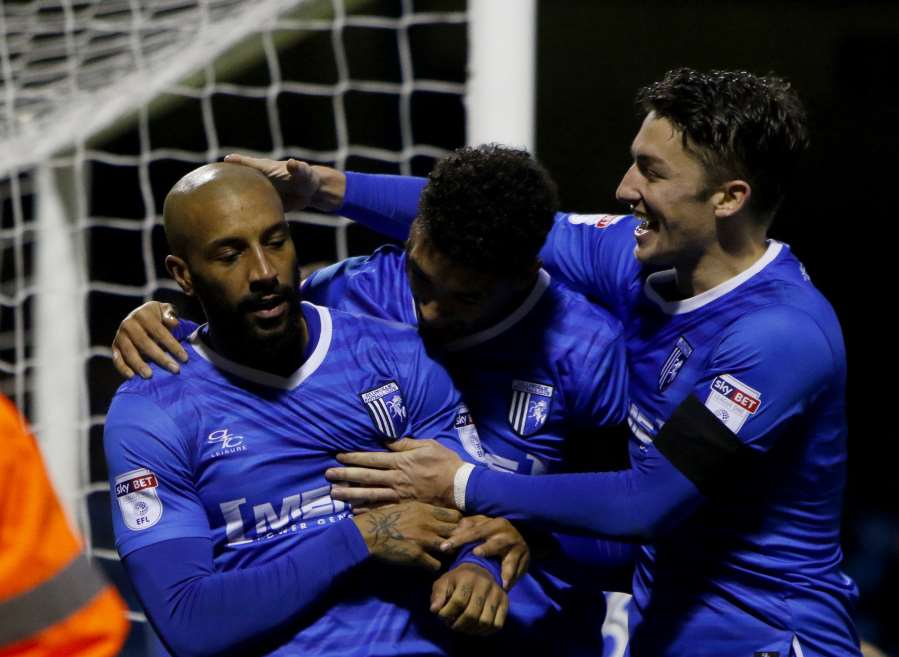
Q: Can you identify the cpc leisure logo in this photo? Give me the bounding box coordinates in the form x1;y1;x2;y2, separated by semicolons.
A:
114;467;163;531
208;428;247;458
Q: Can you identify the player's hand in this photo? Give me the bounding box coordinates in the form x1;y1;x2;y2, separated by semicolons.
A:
112;302;187;379
430;563;509;635
441;516;530;590
352;501;461;572
327;438;463;508
223;154;346;213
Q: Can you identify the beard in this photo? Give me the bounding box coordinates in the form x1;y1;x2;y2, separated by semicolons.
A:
195;274;304;370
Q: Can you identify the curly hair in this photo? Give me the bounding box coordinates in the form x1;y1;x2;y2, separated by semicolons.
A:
637;67;809;219
417;144;559;277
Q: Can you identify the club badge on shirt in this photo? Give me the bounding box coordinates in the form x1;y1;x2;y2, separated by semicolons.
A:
115;467;163;531
704;374;761;434
360;381;406;440
509;379;554;437
658;335;694;392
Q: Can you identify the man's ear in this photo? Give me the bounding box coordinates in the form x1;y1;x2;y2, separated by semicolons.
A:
165;255;194;296
712;179;751;219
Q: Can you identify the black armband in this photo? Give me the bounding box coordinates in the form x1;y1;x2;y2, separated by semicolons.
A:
653;395;744;496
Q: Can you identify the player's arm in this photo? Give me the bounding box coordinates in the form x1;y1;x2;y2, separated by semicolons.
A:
570;312;629;429
539;213;642;316
455;305;833;537
446;521;635;594
390;332;515;633
225;153;423;241
327;306;835;540
111;301;194;379
106;393;460;657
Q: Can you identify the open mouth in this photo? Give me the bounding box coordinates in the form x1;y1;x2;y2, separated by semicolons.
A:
634;215;660;236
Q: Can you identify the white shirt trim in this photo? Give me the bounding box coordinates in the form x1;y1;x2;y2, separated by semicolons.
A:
443;269;551;352
643;241;783;315
188;302;333;390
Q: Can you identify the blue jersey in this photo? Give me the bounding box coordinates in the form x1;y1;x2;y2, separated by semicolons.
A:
540;212;860;657
303;246;627;475
304;245;629;656
105;303;478;657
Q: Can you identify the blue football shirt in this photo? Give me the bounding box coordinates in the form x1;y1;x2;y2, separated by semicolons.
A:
105;302;479;657
303;245;629;657
325;172;860;656
538;212;861;657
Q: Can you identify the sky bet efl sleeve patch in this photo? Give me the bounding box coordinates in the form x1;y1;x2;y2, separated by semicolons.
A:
115;467;163;531
704;374;761;434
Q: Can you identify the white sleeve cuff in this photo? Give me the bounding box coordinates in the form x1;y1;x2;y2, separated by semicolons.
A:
453;463;476;512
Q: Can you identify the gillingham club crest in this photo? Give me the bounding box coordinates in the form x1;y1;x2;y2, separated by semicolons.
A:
360;381;407;440
658;336;694;392
508;379;554;437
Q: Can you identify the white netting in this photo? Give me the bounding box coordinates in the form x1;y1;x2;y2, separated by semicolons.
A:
0;0;468;644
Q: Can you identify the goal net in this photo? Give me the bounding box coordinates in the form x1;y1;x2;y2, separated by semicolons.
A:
0;0;476;648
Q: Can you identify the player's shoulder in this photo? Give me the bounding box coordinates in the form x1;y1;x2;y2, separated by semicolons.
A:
720;301;843;378
743;243;843;340
112;343;212;416
115;361;184;401
318;302;422;352
315;303;441;392
340;244;406;280
546;276;624;343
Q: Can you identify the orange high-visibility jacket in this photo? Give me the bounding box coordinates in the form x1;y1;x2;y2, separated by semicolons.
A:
0;395;129;657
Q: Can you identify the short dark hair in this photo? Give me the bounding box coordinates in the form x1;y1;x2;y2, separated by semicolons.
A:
637;67;809;219
417;144;559;277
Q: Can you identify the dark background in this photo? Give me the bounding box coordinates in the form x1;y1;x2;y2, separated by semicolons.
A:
537;1;898;650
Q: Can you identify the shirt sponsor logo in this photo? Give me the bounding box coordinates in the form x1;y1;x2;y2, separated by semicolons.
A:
705;374;762;434
114;467;163;531
360;381;406;440
658;335;693;392
454;404;485;461
219;486;349;546
509;380;553;437
566;213;627;229
207;428;247;458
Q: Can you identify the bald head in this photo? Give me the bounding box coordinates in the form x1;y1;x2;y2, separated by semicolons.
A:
163;162;282;259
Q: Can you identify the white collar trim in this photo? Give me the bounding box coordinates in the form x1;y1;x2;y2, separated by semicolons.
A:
444;269;551;352
643;241;783;315
189;302;333;390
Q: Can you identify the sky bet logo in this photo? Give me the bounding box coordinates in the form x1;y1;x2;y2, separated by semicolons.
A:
114;467;163;531
711;375;761;413
115;472;158;497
